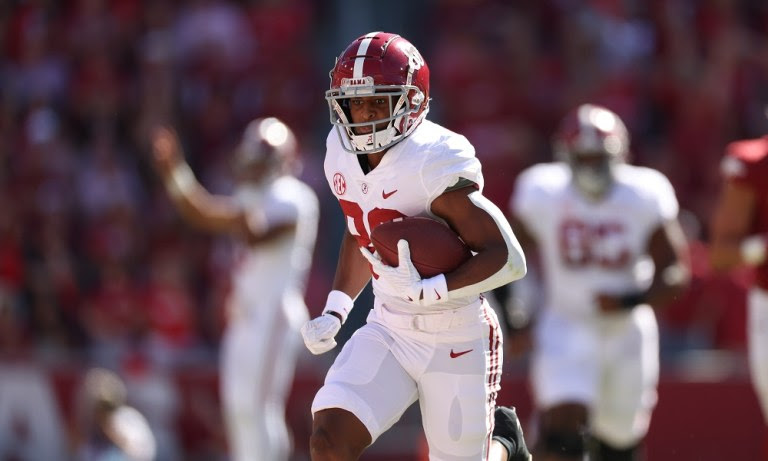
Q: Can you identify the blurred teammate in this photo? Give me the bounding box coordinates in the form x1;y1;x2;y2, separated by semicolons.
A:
505;104;689;460
299;31;527;461
74;367;156;461
709;133;768;457
151;117;319;461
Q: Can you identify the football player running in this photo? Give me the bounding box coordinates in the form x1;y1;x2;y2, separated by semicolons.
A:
300;31;528;461
504;104;690;461
151;117;319;461
709;133;768;458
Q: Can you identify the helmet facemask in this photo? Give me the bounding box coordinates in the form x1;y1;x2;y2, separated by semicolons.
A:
326;78;427;154
569;152;617;199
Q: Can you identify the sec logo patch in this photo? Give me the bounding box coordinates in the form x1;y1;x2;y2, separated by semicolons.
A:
333;172;346;195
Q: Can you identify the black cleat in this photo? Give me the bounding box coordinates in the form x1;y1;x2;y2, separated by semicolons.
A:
493;406;532;461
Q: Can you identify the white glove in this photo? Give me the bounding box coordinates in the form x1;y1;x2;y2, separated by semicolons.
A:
301;290;354;355
360;240;448;306
300;313;341;355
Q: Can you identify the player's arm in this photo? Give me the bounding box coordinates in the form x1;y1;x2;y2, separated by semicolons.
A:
493;213;539;359
430;186;527;296
358;183;526;307
491;213;536;321
643;217;690;307
710;180;765;270
301;227;372;355
328;228;374;313
151;126;293;244
599;217;690;312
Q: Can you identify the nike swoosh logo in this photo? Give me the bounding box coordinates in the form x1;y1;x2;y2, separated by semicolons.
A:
382;189;398;199
434;289;441;300
450;349;473;358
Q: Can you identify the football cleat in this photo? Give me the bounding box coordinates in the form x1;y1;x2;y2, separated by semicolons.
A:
493;406;532;461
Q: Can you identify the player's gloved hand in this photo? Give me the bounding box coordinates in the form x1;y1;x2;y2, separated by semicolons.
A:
360;240;448;306
301;313;341;355
301;290;353;355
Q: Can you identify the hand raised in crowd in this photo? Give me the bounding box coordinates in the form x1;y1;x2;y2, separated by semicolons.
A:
150;126;184;175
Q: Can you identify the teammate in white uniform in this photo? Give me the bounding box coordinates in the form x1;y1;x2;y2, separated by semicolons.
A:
505;104;690;461
151;117;319;461
299;32;528;461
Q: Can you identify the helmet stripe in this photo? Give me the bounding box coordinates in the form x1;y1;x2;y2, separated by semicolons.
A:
353;32;379;78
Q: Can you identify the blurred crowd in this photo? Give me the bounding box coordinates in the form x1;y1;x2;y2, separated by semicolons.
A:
1;0;767;459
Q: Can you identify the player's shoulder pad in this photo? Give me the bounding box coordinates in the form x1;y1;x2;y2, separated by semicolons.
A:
510;162;569;214
515;162;570;193
409;120;475;157
615;164;678;217
410;120;483;194
615;164;674;194
324;128;346;175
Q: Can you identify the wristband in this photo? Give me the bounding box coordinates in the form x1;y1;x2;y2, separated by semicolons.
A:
740;235;768;266
166;163;196;199
421;274;448;306
618;291;648;310
323;290;354;324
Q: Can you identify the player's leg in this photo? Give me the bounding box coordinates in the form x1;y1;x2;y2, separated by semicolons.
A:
310;408;372;461
530;310;598;461
262;298;308;461
748;289;768;424
535;403;589;461
591;306;658;461
748;289;768;460
310;322;418;460
418;302;503;460
221;319;269;461
590;439;640;461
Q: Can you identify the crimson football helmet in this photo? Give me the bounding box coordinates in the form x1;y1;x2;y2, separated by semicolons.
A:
326;31;430;154
233;117;298;181
553;104;629;198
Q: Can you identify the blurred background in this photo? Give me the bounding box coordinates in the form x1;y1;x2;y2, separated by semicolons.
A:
0;0;766;459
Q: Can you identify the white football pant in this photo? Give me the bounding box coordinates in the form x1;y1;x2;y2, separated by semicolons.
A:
221;296;307;461
531;305;659;448
312;298;504;461
749;288;768;424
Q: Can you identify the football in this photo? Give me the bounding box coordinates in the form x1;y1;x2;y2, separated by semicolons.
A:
370;217;472;278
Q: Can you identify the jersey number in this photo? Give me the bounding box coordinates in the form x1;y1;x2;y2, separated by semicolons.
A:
558;219;631;268
339;199;406;249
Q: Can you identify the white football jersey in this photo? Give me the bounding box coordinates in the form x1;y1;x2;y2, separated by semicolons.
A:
511;162;678;317
324;119;483;314
228;175;319;320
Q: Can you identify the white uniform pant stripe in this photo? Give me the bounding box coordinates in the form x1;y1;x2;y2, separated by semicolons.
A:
483;304;502;460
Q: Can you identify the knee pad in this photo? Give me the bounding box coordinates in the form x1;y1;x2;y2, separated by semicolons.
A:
591;438;639;461
538;429;588;458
